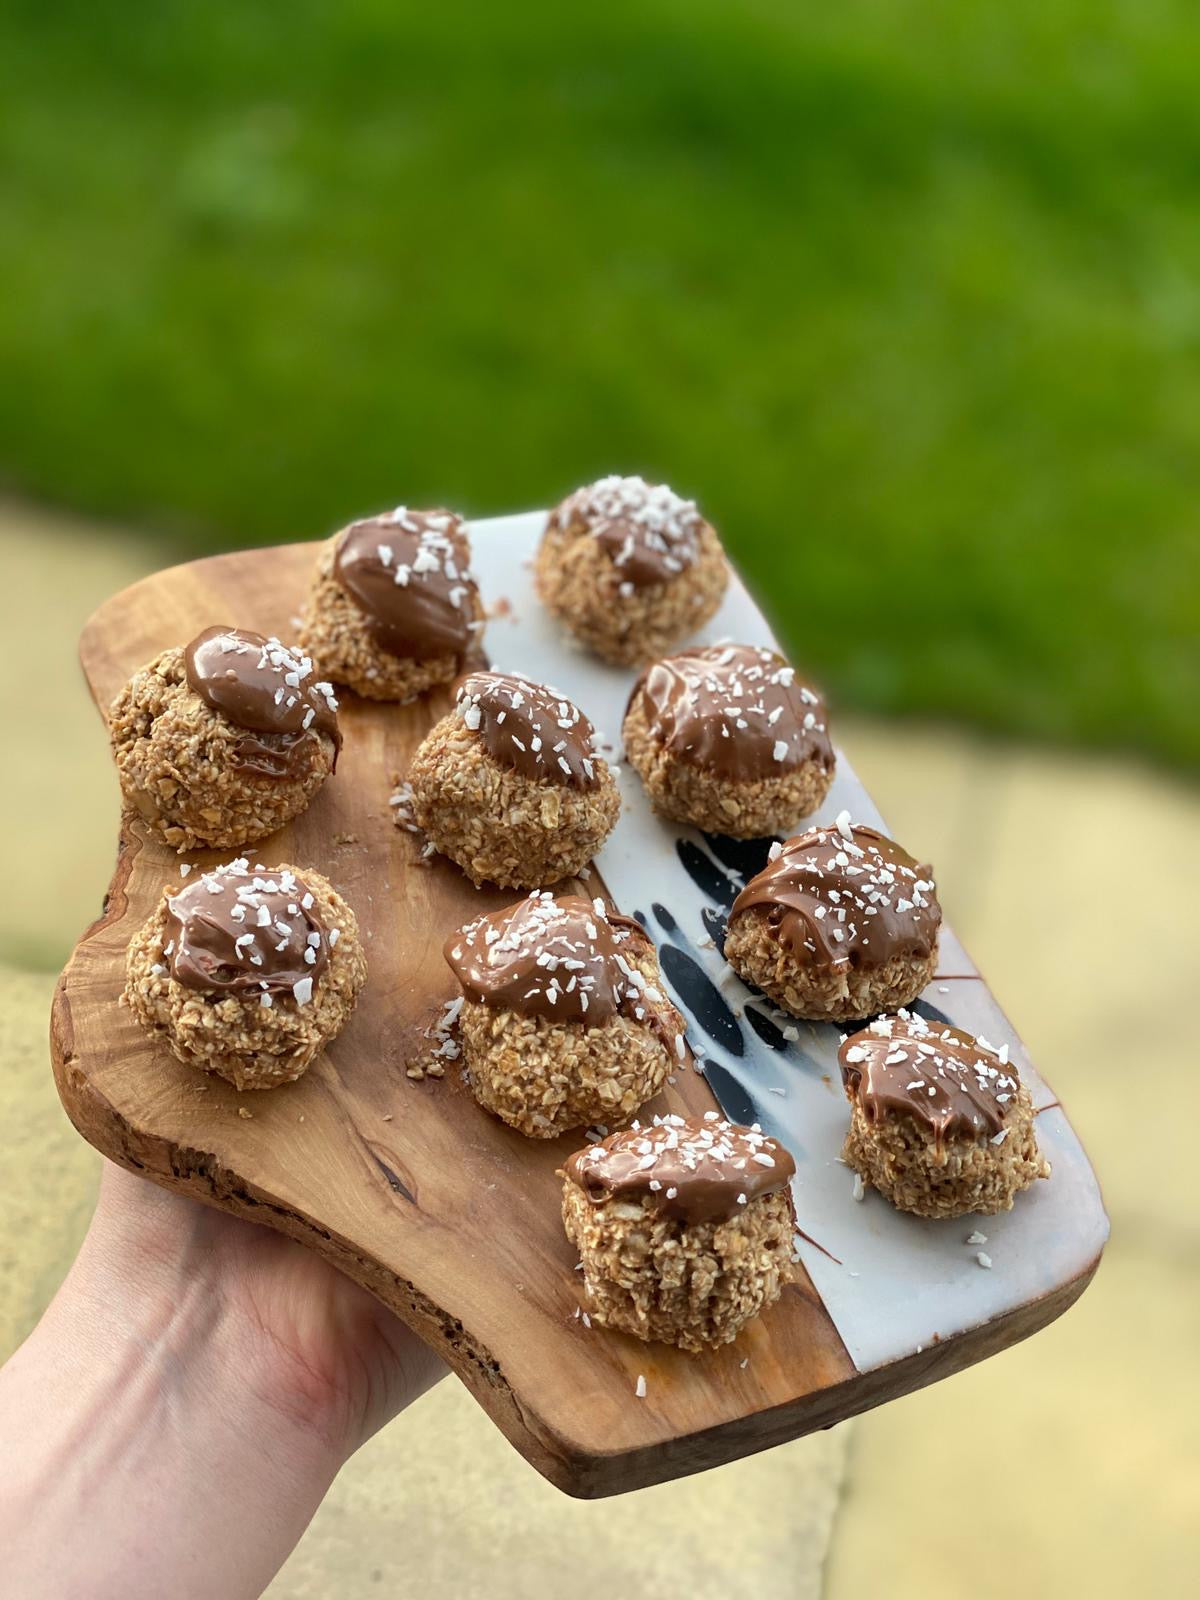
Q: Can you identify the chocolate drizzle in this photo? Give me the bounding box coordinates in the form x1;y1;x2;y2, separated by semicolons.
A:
185;627;341;775
564;1112;795;1225
839;1012;1019;1142
729;817;941;969
455;671;601;788
164;858;329;1001
333;507;479;661
445;893;669;1029
550;475;705;589
630;643;834;782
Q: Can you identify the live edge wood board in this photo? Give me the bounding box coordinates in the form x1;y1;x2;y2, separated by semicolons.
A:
51;518;1109;1498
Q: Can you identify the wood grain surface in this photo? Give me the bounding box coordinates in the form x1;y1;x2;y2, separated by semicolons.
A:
50;542;1101;1497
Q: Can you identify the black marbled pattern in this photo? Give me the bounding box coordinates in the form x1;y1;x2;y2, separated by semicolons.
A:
657;944;744;1057
675;839;737;907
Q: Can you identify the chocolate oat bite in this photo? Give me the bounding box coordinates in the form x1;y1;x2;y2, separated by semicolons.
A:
839;1012;1050;1218
535;475;729;665
724;815;942;1021
561;1112;797;1352
623;643;836;837
445;893;685;1137
298;506;484;699
108;627;341;851
408;671;620;888
123;858;366;1091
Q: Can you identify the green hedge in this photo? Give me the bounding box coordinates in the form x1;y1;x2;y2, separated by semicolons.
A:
1;2;1197;764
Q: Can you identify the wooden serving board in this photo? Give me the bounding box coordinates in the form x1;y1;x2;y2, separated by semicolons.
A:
51;516;1108;1498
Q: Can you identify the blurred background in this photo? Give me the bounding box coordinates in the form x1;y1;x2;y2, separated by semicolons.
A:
1;3;1197;1596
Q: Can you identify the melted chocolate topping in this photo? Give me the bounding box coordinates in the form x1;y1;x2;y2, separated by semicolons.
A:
729;816;941;969
455;671;602;788
839;1011;1020;1141
630;643;834;782
185;627;341;776
445;893;667;1028
333;507;479;661
564;1112;796;1225
164;858;330;1002
549;474;705;589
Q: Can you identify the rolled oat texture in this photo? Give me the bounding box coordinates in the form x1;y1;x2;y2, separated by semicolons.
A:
409;676;620;888
109;642;339;852
535;475;729;666
124;860;366;1091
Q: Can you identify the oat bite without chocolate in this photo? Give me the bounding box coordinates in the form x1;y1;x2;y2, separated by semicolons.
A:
124;858;366;1091
561;1112;798;1352
444;892;686;1138
408;670;621;889
535;475;729;666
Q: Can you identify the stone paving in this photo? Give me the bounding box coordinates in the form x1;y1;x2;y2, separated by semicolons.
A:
827;729;1200;1600
3;500;1196;1596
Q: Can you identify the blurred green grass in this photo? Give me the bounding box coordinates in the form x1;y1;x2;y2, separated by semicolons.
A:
0;0;1197;765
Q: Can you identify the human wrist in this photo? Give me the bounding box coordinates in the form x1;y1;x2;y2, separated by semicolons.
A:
0;1185;349;1600
52;1216;352;1479
58;1167;379;1470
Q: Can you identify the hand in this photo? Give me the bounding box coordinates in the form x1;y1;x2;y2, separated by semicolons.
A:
0;1161;444;1600
89;1162;445;1450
